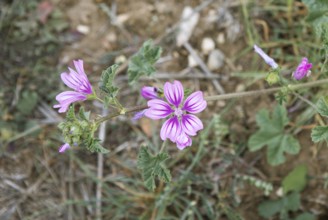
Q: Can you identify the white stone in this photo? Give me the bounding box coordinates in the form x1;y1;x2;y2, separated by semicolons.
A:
188;54;198;67
207;49;225;70
201;37;215;55
176;6;200;47
76;25;90;34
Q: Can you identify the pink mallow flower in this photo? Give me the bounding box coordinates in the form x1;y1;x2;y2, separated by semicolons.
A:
54;60;92;113
254;45;279;69
59;143;70;153
144;80;207;150
292;57;312;80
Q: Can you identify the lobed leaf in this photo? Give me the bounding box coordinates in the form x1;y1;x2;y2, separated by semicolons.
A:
100;64;120;97
248;105;300;166
311;126;328;142
137;146;171;191
316;97;328;117
128;40;162;84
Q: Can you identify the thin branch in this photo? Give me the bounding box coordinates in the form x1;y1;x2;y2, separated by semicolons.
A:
183;42;226;94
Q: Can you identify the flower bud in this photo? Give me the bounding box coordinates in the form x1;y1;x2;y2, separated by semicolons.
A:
266;72;280;85
141;86;159;100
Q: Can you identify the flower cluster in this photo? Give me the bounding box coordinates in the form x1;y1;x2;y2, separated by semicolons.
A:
54;60;93;113
143;81;207;150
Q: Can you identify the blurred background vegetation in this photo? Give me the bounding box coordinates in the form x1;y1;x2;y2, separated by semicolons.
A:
1;0;328;219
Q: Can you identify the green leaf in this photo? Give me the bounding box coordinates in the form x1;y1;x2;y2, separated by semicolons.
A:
17;90;38;115
294;212;316;220
311;126;328;142
137;146;171;191
258;198;284;218
317;97;328;117
100;64;120;97
282;165;308;194
248;105;300;166
284;192;301;212
258;192;301;219
78;106;90;121
128;40;162;84
302;0;328;42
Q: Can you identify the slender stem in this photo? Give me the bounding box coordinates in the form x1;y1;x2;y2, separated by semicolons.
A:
96;78;328;124
205;78;328;101
292;92;319;111
159;140;167;153
95;104;148;125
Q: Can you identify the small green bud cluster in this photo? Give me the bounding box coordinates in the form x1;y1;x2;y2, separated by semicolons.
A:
266;70;280;85
58;106;109;153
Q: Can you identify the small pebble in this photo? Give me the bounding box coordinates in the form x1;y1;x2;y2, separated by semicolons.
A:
201;37;215;55
207;49;225;70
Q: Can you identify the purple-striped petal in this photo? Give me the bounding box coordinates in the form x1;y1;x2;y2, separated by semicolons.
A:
141;86;159;100
164;80;184;107
60;60;92;94
181;114;203;136
176;132;192;150
182;91;207;113
53;91;87;113
59;143;70;153
132;109;147;121
144;99;174;119
160;116;182;142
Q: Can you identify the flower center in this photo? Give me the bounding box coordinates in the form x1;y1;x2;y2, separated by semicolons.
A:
174;107;183;117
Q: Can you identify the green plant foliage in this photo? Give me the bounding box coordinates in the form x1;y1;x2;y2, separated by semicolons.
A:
311;126;328;142
316;97;328;117
282;164;308;194
100;64;120;106
294;213;316;220
59;106;109;154
248;105;300;166
223;206;244;220
137;146;171;191
311;97;328;143
303;0;328;57
128;40;162;84
17;90;38;115
258;192;300;219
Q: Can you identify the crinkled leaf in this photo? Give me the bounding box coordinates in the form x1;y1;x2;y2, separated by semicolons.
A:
248;105;300;166
282;164;308;194
85;139;109;154
100;64;120;97
316;97;328;117
137;146;171;191
128;40;162;84
311;126;328;142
